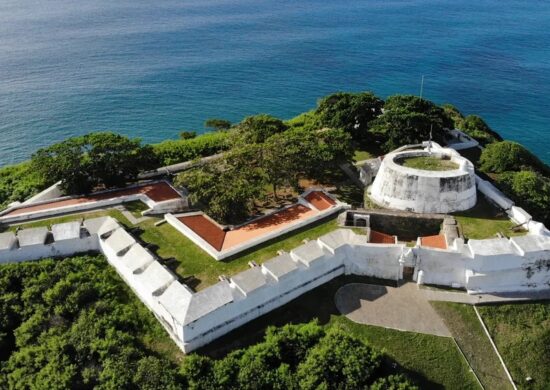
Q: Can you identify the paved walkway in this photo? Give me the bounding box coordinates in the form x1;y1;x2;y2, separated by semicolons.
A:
420;286;550;304
335;283;451;337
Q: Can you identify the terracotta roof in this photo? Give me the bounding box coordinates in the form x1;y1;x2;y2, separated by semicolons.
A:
369;230;396;244
5;182;181;217
178;214;227;251
420;235;447;250
304;191;336;211
222;205;316;250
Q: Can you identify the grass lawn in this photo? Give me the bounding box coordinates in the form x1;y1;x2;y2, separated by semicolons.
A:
123;200;149;218
134;216;341;291
400;156;459;171
453;195;527;240
4;208;132;232
478;302;550;390
354;149;374;162
431;302;512;389
200;275;480;389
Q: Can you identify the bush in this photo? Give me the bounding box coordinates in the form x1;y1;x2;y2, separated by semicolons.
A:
232;114;288;144
461;115;502;146
0;255;181;389
496;171;550;225
0;161;45;209
479;141;545;173
153;131;230;166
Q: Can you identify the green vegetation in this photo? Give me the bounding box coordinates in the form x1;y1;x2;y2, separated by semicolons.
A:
315;91;383;143
478;141;550;225
478;302;550;389
0;161;45;210
4;209;131;233
371;95;453;152
203;276;480;389
204;118;232;131
152;130;229;166
443;105;502;146
182;321;417;389
354;149;375;162
0;255;183;389
124;200;149;218
177;125;352;223
431;302;512;389
31;132;157;194
479;141;547;174
400;156;459;171
453;195;526;239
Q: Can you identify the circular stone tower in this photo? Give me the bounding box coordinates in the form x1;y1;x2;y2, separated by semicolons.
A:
370;145;476;213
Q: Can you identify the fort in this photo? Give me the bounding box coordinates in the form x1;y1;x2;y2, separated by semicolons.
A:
1;135;549;353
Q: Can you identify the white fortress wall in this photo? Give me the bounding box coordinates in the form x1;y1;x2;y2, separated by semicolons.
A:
415;246;470;287
21;181;64;205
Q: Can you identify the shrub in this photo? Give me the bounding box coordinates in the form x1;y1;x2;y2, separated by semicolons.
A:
496;170;550;224
0;162;45;209
153;131;230;165
479;141;545;173
461;115;502;146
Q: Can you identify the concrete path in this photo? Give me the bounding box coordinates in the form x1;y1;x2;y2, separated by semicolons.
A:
420;286;550;305
335;282;451;337
115;206;151;225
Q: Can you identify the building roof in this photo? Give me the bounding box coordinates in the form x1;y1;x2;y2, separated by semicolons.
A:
0;232;17;250
184;280;234;325
136;262;175;296
17;227;49;247
231;266;268;295
291;240;327;266
510;234;550;254
121;244;155;273
262;252;299;280
420;234;447;250
370;230;396;244
468;237;518;256
178;214;226;251
4;181;182;217
103;228;136;256
304;191;336;211
222;204;317;250
51;221;81;241
319;229;362;250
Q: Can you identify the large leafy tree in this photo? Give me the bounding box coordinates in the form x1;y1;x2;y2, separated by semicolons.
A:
371;95;452;151
31;132;157;194
232;114;288;144
316;91;384;143
180;321;412;389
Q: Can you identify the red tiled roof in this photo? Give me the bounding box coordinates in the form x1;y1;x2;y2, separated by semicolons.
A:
5;182;181;217
304;191;336;211
178;214;227;251
369;230;396;244
420;235;447;250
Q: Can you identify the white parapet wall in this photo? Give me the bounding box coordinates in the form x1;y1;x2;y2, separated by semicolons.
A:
2;217;550;353
370;144;477;213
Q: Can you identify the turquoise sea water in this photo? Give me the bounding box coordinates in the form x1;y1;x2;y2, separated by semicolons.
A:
1;0;549;166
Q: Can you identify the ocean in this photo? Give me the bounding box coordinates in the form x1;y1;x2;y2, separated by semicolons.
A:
1;0;549;166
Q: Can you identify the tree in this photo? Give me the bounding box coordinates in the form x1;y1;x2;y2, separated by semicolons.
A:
461;115;502;146
370;375;419;390
296;327;381;389
175;151;265;223
370;95;453;152
204;118;232;131
316;91;384;143
496;171;550;225
479;141;544;173
31;132;157;194
232;114;288;144
180;130;197;140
